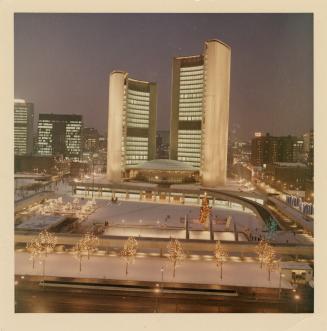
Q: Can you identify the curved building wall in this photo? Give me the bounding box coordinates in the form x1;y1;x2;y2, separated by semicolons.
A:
107;73;157;183
201;40;231;187
107;71;126;182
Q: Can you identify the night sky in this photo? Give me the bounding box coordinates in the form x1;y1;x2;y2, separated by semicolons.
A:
14;13;313;140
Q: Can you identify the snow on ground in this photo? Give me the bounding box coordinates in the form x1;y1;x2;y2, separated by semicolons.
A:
269;197;313;233
85;200;262;233
16;215;66;231
105;227;186;239
15;251;292;289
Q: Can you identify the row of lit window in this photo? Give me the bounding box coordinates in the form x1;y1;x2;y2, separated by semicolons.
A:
180;93;203;98
179;109;203;115
179;97;203;103
180;73;203;80
180;71;203;77
127;99;149;106
126;123;148;128
127;120;149;126
125;150;148;156
127;107;149;115
180;84;203;91
126;118;149;126
127;89;150;97
125;155;148;161
126;136;148;142
178;129;202;134
179;116;202;121
180;79;203;86
127;94;150;102
179;110;202;115
180;85;203;91
180;65;203;72
125;144;148;150
127;113;149;120
178;148;201;154
179;102;203;108
14;107;28;112
14;115;28;119
127;104;150;112
179;100;203;106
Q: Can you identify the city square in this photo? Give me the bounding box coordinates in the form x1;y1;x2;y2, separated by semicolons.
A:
9;12;315;315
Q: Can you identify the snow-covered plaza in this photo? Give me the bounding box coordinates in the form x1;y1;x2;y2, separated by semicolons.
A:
15;251;292;289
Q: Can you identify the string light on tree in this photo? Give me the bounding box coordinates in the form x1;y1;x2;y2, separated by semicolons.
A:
262;243;279;281
167;238;185;278
256;239;269;269
120;237;138;276
26;237;42;269
213;240;228;280
199;192;212;226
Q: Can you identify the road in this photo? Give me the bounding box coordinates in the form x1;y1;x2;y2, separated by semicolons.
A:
15;276;313;313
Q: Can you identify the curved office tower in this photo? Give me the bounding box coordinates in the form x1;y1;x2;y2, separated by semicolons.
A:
107;71;157;183
170;39;231;187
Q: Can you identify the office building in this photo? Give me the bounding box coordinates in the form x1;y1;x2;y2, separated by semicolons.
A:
37;114;82;161
107;71;157;182
251;133;306;167
251;133;278;167
14;99;34;155
82;127;100;153
170;39;231;187
156;130;170;159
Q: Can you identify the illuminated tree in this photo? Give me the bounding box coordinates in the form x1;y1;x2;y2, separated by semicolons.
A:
120;237;138;276
38;229;57;257
199;193;212;225
167;238;185;278
213;240;228;280
82;232;100;260
72;232;99;272
73;240;86;272
26;237;42;269
262;244;278;281
255;240;269;269
26;230;57;285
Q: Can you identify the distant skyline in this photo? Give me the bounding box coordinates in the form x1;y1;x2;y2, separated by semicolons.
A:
14;13;313;140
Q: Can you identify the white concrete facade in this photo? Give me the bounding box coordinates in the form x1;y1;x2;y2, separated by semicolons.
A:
107;72;157;183
201;40;231;187
107;71;126;183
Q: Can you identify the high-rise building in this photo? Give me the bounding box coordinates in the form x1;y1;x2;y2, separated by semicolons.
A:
156;130;170;159
303;130;314;178
251;133;307;166
170;40;231;187
14;99;34;155
107;71;157;182
37;114;82;161
82;127;100;153
277;135;298;163
251;133;278;167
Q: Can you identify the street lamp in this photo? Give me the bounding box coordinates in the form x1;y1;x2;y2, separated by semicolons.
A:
278;272;285;299
294;294;301;313
139;219;143;237
154;287;161;312
161;266;164;283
